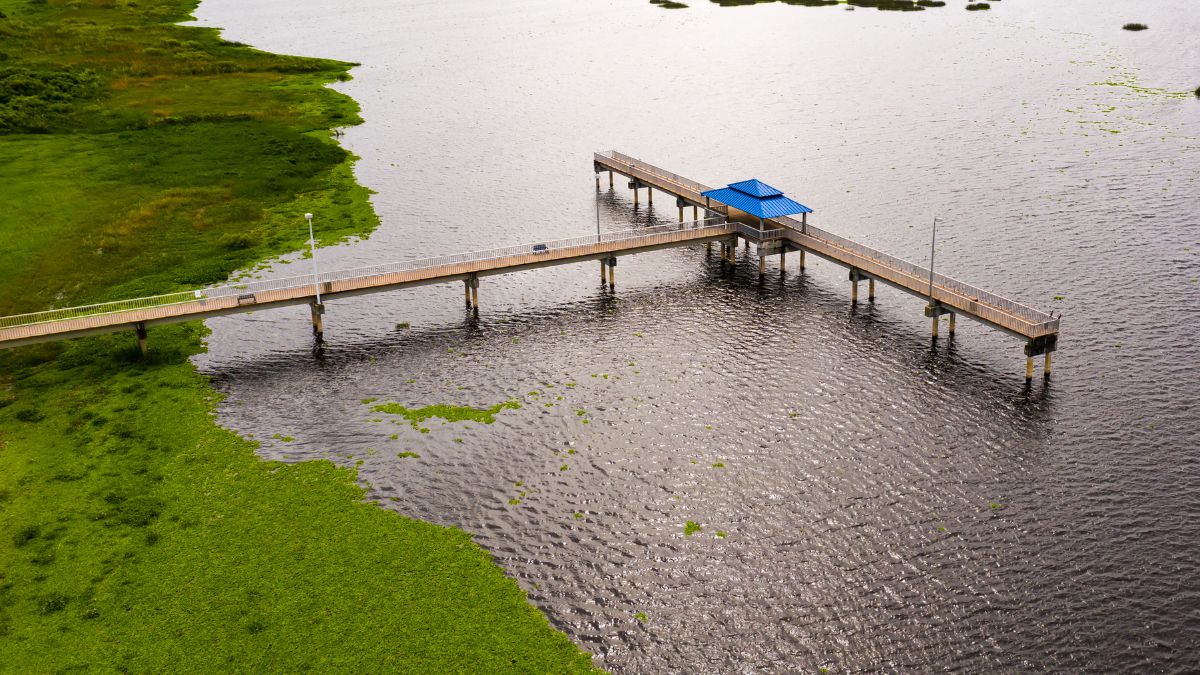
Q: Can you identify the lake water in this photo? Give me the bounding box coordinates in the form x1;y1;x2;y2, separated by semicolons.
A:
191;0;1200;671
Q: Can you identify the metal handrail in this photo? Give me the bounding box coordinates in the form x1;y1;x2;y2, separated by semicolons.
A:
775;215;1058;332
0;218;729;330
732;222;784;241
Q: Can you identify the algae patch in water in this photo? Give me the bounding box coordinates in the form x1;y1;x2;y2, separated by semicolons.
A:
371;400;522;429
684;520;703;536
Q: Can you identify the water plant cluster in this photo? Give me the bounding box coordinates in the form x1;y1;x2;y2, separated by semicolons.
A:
653;0;978;10
0;0;595;670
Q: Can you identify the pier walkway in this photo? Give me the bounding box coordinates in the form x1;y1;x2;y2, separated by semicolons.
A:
0;151;1060;380
594;151;1059;378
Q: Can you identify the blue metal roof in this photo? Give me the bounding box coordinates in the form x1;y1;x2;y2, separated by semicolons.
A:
702;179;812;219
727;179;783;198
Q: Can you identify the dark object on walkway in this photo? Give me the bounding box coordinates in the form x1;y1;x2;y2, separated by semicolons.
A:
1122;23;1149;31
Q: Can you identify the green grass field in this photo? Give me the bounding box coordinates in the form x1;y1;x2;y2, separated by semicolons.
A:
0;0;597;671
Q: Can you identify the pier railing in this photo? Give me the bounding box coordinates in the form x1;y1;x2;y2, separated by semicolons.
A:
776;215;1059;334
733;222;784;242
602;150;714;196
0;218;729;331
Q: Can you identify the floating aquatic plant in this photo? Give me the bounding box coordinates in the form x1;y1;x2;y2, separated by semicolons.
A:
684;521;702;536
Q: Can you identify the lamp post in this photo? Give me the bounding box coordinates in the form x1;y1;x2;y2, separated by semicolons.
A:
595;187;602;243
927;216;942;302
305;213;321;305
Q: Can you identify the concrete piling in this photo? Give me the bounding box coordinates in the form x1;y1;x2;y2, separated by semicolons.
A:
931;314;939;339
1044;352;1052;379
851;280;859;304
464;280;472;307
609;171;613;189
868;279;875;301
1026;357;1034;382
799;250;806;270
780;251;786;272
309;302;324;339
135;322;147;356
948;313;956;335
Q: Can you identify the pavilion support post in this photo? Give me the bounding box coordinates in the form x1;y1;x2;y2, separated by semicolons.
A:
595;173;600;191
1044;352;1052;379
948;313;956;335
309;302;324;339
135;322;147;357
868;279;876;301
1026;357;1034;382
802;212;808;234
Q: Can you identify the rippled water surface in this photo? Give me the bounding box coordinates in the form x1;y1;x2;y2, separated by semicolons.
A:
191;0;1199;671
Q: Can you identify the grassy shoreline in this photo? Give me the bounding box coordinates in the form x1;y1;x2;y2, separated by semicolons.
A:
0;0;595;670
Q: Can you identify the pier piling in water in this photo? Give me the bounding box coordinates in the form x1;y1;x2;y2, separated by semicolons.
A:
0;152;1062;382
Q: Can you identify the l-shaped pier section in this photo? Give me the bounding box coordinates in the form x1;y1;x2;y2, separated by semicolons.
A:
594;151;1059;380
0;151;1059;381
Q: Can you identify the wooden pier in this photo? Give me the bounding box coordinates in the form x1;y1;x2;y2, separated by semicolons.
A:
0;151;1059;380
594;151;1059;379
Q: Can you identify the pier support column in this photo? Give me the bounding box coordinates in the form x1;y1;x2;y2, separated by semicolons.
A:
1025;357;1034;382
948;313;956;335
693;205;698;220
606;257;617;289
931;314;939;339
309;302;325;340
464;280;472;308
600;260;608;284
758;256;766;277
468;276;479;313
633;186;639;207
135;322;147;357
678;206;684;223
799;250;806;270
851;280;859;304
1044;352;1052;380
648;188;652;207
609;171;613;189
780;251;786;272
868;279;876;301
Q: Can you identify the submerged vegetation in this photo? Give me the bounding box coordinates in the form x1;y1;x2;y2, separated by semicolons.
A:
699;0;965;11
0;0;594;670
371;400;523;429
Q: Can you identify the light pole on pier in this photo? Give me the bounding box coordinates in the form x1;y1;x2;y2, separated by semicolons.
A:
927;216;942;302
305;213;321;305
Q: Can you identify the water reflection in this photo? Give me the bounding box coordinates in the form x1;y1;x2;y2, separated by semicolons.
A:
191;0;1200;670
